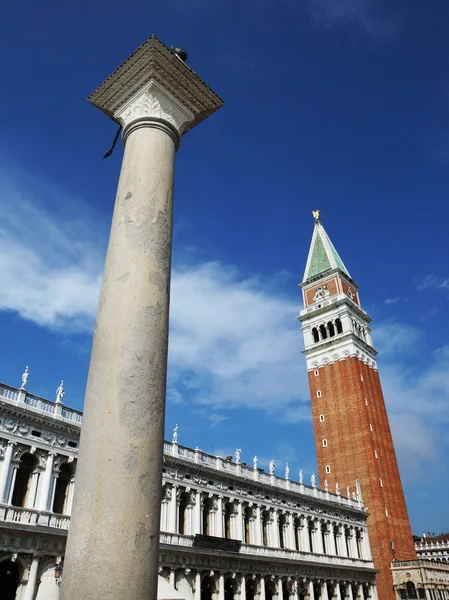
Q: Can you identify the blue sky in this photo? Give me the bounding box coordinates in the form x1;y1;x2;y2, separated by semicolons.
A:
0;0;448;535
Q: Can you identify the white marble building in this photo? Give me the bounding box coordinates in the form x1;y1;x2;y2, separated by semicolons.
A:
415;535;449;564
0;378;378;600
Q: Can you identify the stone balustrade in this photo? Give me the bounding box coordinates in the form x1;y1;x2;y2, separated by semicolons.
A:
0;503;70;530
0;384;83;425
164;441;362;509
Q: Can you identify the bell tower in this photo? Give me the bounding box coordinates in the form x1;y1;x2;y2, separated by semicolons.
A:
298;211;416;600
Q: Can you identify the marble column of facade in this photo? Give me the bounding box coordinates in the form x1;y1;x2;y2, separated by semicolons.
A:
241;575;246;600
369;584;378;600
260;577;266;600
348;528;357;557
236;501;243;541
216;496;223;538
255;506;262;545
169;485;178;532
313;520;324;554
271;509;280;548
309;582;316;600
36;452;55;511
169;570;176;588
300;517;310;552
361;530;371;560
60;36;223;600
335;582;342;600
329;525;338;556
278;578;284;600
0;441;15;503
22;556;40;600
195;572;202;600
27;467;40;509
322;583;330;600
347;583;354;600
219;574;225;600
7;462;18;505
287;513;296;550
194;490;202;534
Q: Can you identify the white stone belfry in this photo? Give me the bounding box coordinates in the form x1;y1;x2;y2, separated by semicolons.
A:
61;36;223;600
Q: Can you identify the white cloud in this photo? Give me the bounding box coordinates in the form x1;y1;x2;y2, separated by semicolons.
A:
385;297;400;305
305;0;399;39
0;170;104;332
168;261;309;415
417;274;449;293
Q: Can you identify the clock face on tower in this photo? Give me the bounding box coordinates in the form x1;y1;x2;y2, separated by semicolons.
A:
347;288;355;300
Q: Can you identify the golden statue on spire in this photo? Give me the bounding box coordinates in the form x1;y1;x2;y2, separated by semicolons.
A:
312;209;320;221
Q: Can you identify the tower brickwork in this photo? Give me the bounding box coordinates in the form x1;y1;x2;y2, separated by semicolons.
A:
299;215;416;600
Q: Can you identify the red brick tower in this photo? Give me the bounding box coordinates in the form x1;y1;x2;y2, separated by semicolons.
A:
298;212;416;600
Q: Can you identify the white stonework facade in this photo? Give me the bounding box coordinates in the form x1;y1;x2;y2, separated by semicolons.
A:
0;381;378;600
299;271;377;373
416;535;449;564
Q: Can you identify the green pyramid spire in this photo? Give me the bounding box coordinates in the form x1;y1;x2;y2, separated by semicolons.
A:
303;213;350;282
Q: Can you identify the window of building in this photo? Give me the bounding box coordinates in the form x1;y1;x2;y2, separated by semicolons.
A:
365;399;368;406
374;450;378;459
325;465;331;474
360;374;364;382
316;390;322;398
335;318;343;334
323;439;328;447
320;414;325;423
314;369;319;377
312;328;320;344
385;508;389;518
369;424;373;432
379;479;383;488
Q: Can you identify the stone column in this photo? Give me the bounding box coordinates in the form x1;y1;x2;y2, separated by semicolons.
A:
309;582;316;600
216;496;224;538
271;509;280;547
323;583;330;600
236;501;243;541
0;442;15;503
370;584;379;600
22;556;40;600
361;530;372;560
61;36;223;600
7;465;18;504
279;579;284;600
169;485;178;532
195;572;202;600
300;517;310;552
194;491;202;534
335;583;342;600
241;576;247;600
313;521;324;554
329;526;338;556
219;574;225;600
36;452;55;511
287;513;296;550
260;577;266;600
255;506;262;545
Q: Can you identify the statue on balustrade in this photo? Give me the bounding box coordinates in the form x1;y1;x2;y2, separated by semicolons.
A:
55;380;65;404
21;366;30;390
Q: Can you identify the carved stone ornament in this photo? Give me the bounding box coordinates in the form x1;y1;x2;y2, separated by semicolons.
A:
88;35;224;136
117;82;193;134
